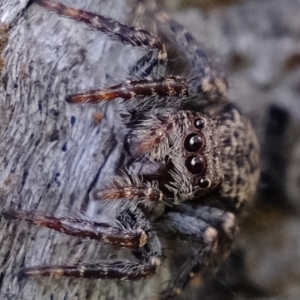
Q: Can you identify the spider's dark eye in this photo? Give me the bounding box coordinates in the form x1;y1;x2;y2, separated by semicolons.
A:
194;118;205;129
184;133;204;152
185;155;206;175
198;177;211;189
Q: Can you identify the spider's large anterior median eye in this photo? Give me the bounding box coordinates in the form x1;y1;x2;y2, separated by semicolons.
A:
194;118;205;129
184;133;204;152
185;155;206;175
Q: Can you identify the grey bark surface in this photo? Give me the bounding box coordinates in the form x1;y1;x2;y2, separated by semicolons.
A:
0;1;167;299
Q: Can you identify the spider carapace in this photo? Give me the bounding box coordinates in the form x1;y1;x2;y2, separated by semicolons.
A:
4;0;260;298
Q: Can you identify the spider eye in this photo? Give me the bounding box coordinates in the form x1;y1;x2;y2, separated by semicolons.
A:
185;155;206;175
194;118;205;129
198;177;211;189
184;133;204;152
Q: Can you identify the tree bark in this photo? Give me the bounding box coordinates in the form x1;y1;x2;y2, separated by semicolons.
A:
0;1;167;299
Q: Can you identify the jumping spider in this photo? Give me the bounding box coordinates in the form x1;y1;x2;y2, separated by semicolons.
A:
4;0;260;298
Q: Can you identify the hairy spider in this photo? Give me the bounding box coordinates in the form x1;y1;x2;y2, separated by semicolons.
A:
4;0;260;298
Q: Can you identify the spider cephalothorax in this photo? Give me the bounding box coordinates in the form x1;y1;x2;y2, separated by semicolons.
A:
123;110;223;202
3;0;260;299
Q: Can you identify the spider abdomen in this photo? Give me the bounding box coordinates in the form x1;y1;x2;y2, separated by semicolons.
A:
216;104;260;210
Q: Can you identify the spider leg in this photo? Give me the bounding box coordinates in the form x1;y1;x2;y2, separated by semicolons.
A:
38;0;167;65
18;213;162;281
95;185;164;202
154;11;228;102
128;51;161;78
3;210;147;249
94;174;169;205
65;76;188;104
38;2;192;107
157;208;237;299
126;1;168;79
18;260;157;280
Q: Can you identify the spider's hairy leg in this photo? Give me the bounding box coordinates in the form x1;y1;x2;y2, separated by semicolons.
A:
95;185;164;202
3;210;147;249
37;0;167;65
94;174;166;204
157;208;237;299
18;260;158;281
154;11;228;102
19;226;162;281
65;76;188;104
129;51;160;78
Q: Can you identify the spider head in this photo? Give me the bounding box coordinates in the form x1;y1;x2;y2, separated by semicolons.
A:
166;111;223;201
185;112;222;191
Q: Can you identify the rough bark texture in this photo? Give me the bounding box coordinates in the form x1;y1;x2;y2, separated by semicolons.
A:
2;0;300;299
0;1;167;299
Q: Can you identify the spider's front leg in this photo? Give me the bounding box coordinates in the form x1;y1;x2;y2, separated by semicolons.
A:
38;0;166;59
4;207;162;280
66;77;188;106
17;260;157;281
94;175;166;203
18;232;162;281
3;210;147;249
157;206;237;299
124;3;228;104
37;1;190;108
